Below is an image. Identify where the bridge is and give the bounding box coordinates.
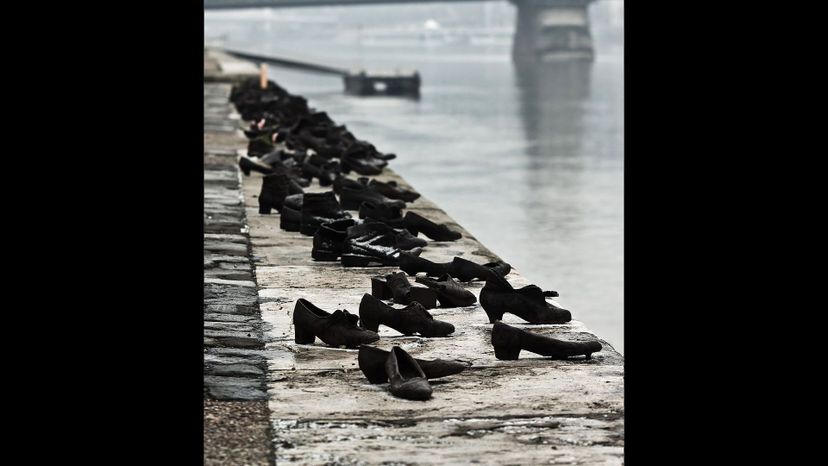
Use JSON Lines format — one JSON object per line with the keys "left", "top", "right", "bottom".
{"left": 204, "top": 0, "right": 597, "bottom": 62}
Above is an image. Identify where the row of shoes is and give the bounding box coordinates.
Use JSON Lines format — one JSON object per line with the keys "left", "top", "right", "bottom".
{"left": 230, "top": 78, "right": 603, "bottom": 401}
{"left": 231, "top": 78, "right": 394, "bottom": 176}
{"left": 233, "top": 78, "right": 465, "bottom": 269}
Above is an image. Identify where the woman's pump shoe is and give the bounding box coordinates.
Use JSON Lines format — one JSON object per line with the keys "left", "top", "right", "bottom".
{"left": 480, "top": 273, "right": 570, "bottom": 324}
{"left": 359, "top": 294, "right": 454, "bottom": 337}
{"left": 292, "top": 299, "right": 379, "bottom": 348}
{"left": 371, "top": 272, "right": 437, "bottom": 309}
{"left": 491, "top": 321, "right": 601, "bottom": 360}
{"left": 385, "top": 346, "right": 433, "bottom": 400}
{"left": 415, "top": 274, "right": 477, "bottom": 308}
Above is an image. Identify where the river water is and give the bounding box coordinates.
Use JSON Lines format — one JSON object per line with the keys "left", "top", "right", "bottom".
{"left": 205, "top": 1, "right": 624, "bottom": 352}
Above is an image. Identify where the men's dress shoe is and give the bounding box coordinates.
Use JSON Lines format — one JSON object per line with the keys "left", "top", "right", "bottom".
{"left": 300, "top": 192, "right": 351, "bottom": 236}
{"left": 404, "top": 212, "right": 461, "bottom": 242}
{"left": 491, "top": 321, "right": 601, "bottom": 360}
{"left": 368, "top": 179, "right": 419, "bottom": 202}
{"left": 341, "top": 222, "right": 423, "bottom": 267}
{"left": 385, "top": 346, "right": 432, "bottom": 400}
{"left": 259, "top": 173, "right": 304, "bottom": 214}
{"left": 340, "top": 183, "right": 405, "bottom": 211}
{"left": 332, "top": 175, "right": 367, "bottom": 196}
{"left": 302, "top": 153, "right": 340, "bottom": 186}
{"left": 415, "top": 274, "right": 477, "bottom": 308}
{"left": 341, "top": 144, "right": 387, "bottom": 176}
{"left": 371, "top": 272, "right": 437, "bottom": 309}
{"left": 358, "top": 345, "right": 467, "bottom": 384}
{"left": 359, "top": 294, "right": 454, "bottom": 337}
{"left": 393, "top": 227, "right": 428, "bottom": 250}
{"left": 398, "top": 252, "right": 451, "bottom": 277}
{"left": 312, "top": 218, "right": 357, "bottom": 261}
{"left": 358, "top": 201, "right": 405, "bottom": 228}
{"left": 448, "top": 257, "right": 511, "bottom": 282}
{"left": 292, "top": 298, "right": 380, "bottom": 348}
{"left": 480, "top": 273, "right": 569, "bottom": 324}
{"left": 239, "top": 155, "right": 273, "bottom": 176}
{"left": 280, "top": 194, "right": 303, "bottom": 232}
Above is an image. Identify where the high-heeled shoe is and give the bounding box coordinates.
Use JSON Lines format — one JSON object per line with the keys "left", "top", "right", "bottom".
{"left": 359, "top": 294, "right": 454, "bottom": 337}
{"left": 404, "top": 212, "right": 461, "bottom": 241}
{"left": 292, "top": 299, "right": 379, "bottom": 348}
{"left": 357, "top": 345, "right": 467, "bottom": 384}
{"left": 415, "top": 274, "right": 477, "bottom": 308}
{"left": 490, "top": 321, "right": 601, "bottom": 360}
{"left": 385, "top": 346, "right": 432, "bottom": 400}
{"left": 479, "top": 273, "right": 569, "bottom": 324}
{"left": 371, "top": 272, "right": 437, "bottom": 309}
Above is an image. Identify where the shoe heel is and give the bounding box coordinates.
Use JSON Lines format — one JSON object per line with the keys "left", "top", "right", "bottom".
{"left": 312, "top": 250, "right": 339, "bottom": 261}
{"left": 242, "top": 167, "right": 251, "bottom": 176}
{"left": 363, "top": 367, "right": 388, "bottom": 384}
{"left": 294, "top": 325, "right": 316, "bottom": 344}
{"left": 493, "top": 344, "right": 521, "bottom": 360}
{"left": 483, "top": 308, "right": 505, "bottom": 324}
{"left": 409, "top": 288, "right": 437, "bottom": 309}
{"left": 371, "top": 278, "right": 393, "bottom": 299}
{"left": 259, "top": 203, "right": 273, "bottom": 215}
{"left": 281, "top": 218, "right": 300, "bottom": 232}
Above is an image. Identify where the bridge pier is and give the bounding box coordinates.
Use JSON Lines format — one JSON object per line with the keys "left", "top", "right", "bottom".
{"left": 510, "top": 0, "right": 595, "bottom": 62}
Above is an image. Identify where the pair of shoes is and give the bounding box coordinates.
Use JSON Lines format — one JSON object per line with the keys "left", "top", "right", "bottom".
{"left": 340, "top": 222, "right": 425, "bottom": 267}
{"left": 491, "top": 321, "right": 602, "bottom": 360}
{"left": 371, "top": 272, "right": 437, "bottom": 309}
{"left": 372, "top": 273, "right": 476, "bottom": 308}
{"left": 312, "top": 220, "right": 425, "bottom": 264}
{"left": 399, "top": 254, "right": 511, "bottom": 282}
{"left": 358, "top": 346, "right": 466, "bottom": 400}
{"left": 359, "top": 294, "right": 454, "bottom": 337}
{"left": 480, "top": 273, "right": 569, "bottom": 324}
{"left": 293, "top": 299, "right": 379, "bottom": 348}
{"left": 358, "top": 345, "right": 468, "bottom": 385}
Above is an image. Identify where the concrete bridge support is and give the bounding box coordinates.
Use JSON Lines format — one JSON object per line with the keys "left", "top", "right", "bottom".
{"left": 511, "top": 0, "right": 595, "bottom": 62}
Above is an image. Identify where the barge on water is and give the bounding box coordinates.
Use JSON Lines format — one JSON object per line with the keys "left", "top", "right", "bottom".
{"left": 343, "top": 70, "right": 420, "bottom": 98}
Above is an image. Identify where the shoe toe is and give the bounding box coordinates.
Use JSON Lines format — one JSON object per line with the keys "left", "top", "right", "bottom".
{"left": 394, "top": 378, "right": 432, "bottom": 400}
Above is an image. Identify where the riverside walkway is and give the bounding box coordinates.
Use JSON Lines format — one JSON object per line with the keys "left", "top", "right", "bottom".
{"left": 204, "top": 48, "right": 624, "bottom": 465}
